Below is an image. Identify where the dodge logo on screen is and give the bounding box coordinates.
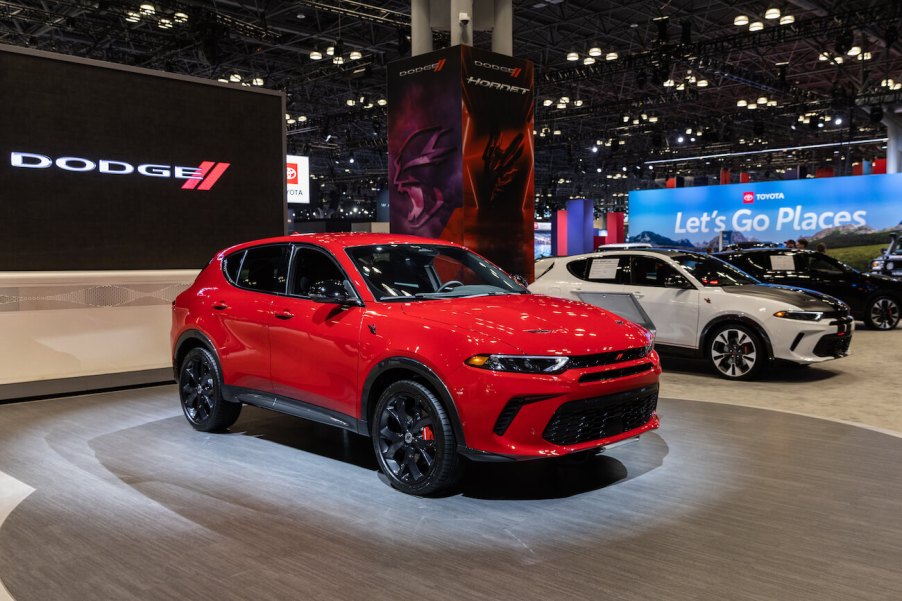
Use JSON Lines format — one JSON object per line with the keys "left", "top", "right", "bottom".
{"left": 9, "top": 151, "right": 231, "bottom": 191}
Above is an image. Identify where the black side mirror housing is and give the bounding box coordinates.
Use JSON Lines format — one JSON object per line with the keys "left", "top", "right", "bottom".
{"left": 309, "top": 279, "right": 358, "bottom": 305}
{"left": 511, "top": 274, "right": 530, "bottom": 288}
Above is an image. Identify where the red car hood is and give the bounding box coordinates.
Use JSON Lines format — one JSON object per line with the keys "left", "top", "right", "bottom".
{"left": 399, "top": 293, "right": 650, "bottom": 356}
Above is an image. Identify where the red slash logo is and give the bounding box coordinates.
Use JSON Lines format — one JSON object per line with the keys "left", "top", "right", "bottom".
{"left": 434, "top": 58, "right": 446, "bottom": 72}
{"left": 181, "top": 161, "right": 231, "bottom": 191}
{"left": 742, "top": 191, "right": 754, "bottom": 204}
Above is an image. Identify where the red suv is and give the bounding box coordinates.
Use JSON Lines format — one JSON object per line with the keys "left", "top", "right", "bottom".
{"left": 171, "top": 233, "right": 660, "bottom": 495}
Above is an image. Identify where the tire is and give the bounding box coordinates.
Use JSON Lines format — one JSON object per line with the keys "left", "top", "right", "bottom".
{"left": 371, "top": 380, "right": 461, "bottom": 496}
{"left": 707, "top": 324, "right": 765, "bottom": 381}
{"left": 178, "top": 347, "right": 241, "bottom": 432}
{"left": 864, "top": 295, "right": 900, "bottom": 330}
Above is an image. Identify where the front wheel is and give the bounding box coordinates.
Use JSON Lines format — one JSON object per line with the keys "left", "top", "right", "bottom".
{"left": 179, "top": 347, "right": 241, "bottom": 432}
{"left": 864, "top": 295, "right": 900, "bottom": 330}
{"left": 371, "top": 380, "right": 461, "bottom": 496}
{"left": 707, "top": 324, "right": 765, "bottom": 381}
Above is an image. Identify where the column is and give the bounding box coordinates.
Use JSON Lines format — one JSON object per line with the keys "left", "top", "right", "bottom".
{"left": 492, "top": 0, "right": 513, "bottom": 56}
{"left": 411, "top": 0, "right": 432, "bottom": 56}
{"left": 450, "top": 0, "right": 473, "bottom": 45}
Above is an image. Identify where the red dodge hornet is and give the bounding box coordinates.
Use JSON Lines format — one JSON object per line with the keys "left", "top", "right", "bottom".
{"left": 171, "top": 233, "right": 660, "bottom": 495}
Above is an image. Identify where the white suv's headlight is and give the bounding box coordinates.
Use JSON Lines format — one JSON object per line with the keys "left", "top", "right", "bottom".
{"left": 871, "top": 260, "right": 884, "bottom": 270}
{"left": 465, "top": 354, "right": 569, "bottom": 374}
{"left": 773, "top": 310, "right": 824, "bottom": 321}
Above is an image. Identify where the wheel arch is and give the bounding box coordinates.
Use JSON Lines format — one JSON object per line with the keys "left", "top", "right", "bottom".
{"left": 359, "top": 357, "right": 466, "bottom": 448}
{"left": 699, "top": 315, "right": 774, "bottom": 360}
{"left": 173, "top": 330, "right": 218, "bottom": 379}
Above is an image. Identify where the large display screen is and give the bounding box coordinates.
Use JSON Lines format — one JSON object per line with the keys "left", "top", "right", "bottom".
{"left": 0, "top": 45, "right": 285, "bottom": 271}
{"left": 286, "top": 155, "right": 310, "bottom": 204}
{"left": 629, "top": 175, "right": 902, "bottom": 249}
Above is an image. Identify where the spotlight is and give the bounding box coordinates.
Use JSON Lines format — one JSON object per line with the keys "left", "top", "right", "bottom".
{"left": 779, "top": 14, "right": 795, "bottom": 25}
{"left": 583, "top": 57, "right": 596, "bottom": 65}
{"left": 605, "top": 52, "right": 618, "bottom": 61}
{"left": 588, "top": 45, "right": 602, "bottom": 57}
{"left": 734, "top": 15, "right": 749, "bottom": 26}
{"left": 543, "top": 99, "right": 553, "bottom": 106}
{"left": 749, "top": 21, "right": 763, "bottom": 32}
{"left": 677, "top": 136, "right": 685, "bottom": 143}
{"left": 566, "top": 50, "right": 579, "bottom": 61}
{"left": 310, "top": 50, "right": 323, "bottom": 60}
{"left": 835, "top": 117, "right": 843, "bottom": 125}
{"left": 764, "top": 8, "right": 781, "bottom": 20}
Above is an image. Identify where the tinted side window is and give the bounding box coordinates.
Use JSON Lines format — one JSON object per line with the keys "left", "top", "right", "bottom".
{"left": 290, "top": 248, "right": 346, "bottom": 296}
{"left": 223, "top": 250, "right": 245, "bottom": 284}
{"left": 566, "top": 258, "right": 590, "bottom": 279}
{"left": 808, "top": 253, "right": 844, "bottom": 275}
{"left": 630, "top": 256, "right": 677, "bottom": 287}
{"left": 237, "top": 245, "right": 289, "bottom": 293}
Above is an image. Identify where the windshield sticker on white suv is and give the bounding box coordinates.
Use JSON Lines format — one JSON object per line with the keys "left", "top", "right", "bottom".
{"left": 589, "top": 258, "right": 620, "bottom": 280}
{"left": 770, "top": 255, "right": 795, "bottom": 271}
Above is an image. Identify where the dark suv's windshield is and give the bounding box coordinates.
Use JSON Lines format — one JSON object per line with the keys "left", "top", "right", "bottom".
{"left": 347, "top": 244, "right": 527, "bottom": 300}
{"left": 673, "top": 253, "right": 759, "bottom": 287}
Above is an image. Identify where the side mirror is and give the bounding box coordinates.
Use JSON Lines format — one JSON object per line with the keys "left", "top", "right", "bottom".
{"left": 511, "top": 274, "right": 530, "bottom": 288}
{"left": 309, "top": 279, "right": 357, "bottom": 305}
{"left": 664, "top": 274, "right": 692, "bottom": 289}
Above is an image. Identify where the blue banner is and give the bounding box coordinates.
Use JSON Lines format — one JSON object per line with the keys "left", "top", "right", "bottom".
{"left": 628, "top": 174, "right": 902, "bottom": 248}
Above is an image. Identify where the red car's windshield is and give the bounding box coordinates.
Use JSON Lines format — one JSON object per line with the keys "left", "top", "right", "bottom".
{"left": 346, "top": 243, "right": 527, "bottom": 300}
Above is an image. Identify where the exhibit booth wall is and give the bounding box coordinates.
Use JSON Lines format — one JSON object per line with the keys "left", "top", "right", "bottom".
{"left": 0, "top": 44, "right": 286, "bottom": 399}
{"left": 628, "top": 174, "right": 902, "bottom": 249}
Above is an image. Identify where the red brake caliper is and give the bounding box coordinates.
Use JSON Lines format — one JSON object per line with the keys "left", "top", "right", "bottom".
{"left": 422, "top": 426, "right": 435, "bottom": 441}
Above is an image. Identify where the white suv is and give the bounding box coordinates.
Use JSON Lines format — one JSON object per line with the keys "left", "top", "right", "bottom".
{"left": 530, "top": 249, "right": 853, "bottom": 380}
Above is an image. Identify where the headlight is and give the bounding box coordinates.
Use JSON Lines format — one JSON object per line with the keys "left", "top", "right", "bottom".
{"left": 888, "top": 261, "right": 896, "bottom": 270}
{"left": 773, "top": 310, "right": 824, "bottom": 321}
{"left": 465, "top": 354, "right": 569, "bottom": 374}
{"left": 871, "top": 260, "right": 884, "bottom": 270}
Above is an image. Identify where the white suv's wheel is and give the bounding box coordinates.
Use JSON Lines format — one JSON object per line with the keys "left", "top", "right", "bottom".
{"left": 708, "top": 324, "right": 765, "bottom": 381}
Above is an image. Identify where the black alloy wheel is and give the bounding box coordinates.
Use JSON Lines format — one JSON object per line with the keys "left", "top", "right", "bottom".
{"left": 179, "top": 347, "right": 241, "bottom": 432}
{"left": 864, "top": 295, "right": 901, "bottom": 330}
{"left": 708, "top": 324, "right": 765, "bottom": 381}
{"left": 372, "top": 380, "right": 461, "bottom": 496}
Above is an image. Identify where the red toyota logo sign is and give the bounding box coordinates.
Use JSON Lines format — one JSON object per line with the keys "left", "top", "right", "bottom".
{"left": 742, "top": 191, "right": 755, "bottom": 204}
{"left": 286, "top": 163, "right": 298, "bottom": 184}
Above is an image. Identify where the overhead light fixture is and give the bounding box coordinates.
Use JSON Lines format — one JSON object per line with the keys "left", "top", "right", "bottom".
{"left": 767, "top": 100, "right": 778, "bottom": 107}
{"left": 326, "top": 45, "right": 335, "bottom": 56}
{"left": 173, "top": 12, "right": 188, "bottom": 24}
{"left": 697, "top": 79, "right": 709, "bottom": 87}
{"left": 645, "top": 138, "right": 889, "bottom": 165}
{"left": 676, "top": 83, "right": 686, "bottom": 90}
{"left": 859, "top": 51, "right": 872, "bottom": 61}
{"left": 566, "top": 51, "right": 579, "bottom": 61}
{"left": 588, "top": 45, "right": 602, "bottom": 57}
{"left": 158, "top": 18, "right": 172, "bottom": 29}
{"left": 819, "top": 52, "right": 829, "bottom": 61}
{"left": 560, "top": 96, "right": 570, "bottom": 103}
{"left": 663, "top": 79, "right": 675, "bottom": 87}
{"left": 583, "top": 57, "right": 595, "bottom": 65}
{"left": 779, "top": 14, "right": 795, "bottom": 25}
{"left": 377, "top": 98, "right": 387, "bottom": 106}
{"left": 847, "top": 46, "right": 861, "bottom": 56}
{"left": 346, "top": 98, "right": 356, "bottom": 106}
{"left": 553, "top": 129, "right": 562, "bottom": 135}
{"left": 833, "top": 56, "right": 843, "bottom": 64}
{"left": 298, "top": 115, "right": 308, "bottom": 122}
{"left": 734, "top": 15, "right": 749, "bottom": 26}
{"left": 125, "top": 10, "right": 140, "bottom": 22}
{"left": 542, "top": 98, "right": 553, "bottom": 106}
{"left": 229, "top": 73, "right": 241, "bottom": 82}
{"left": 737, "top": 99, "right": 748, "bottom": 107}
{"left": 757, "top": 96, "right": 768, "bottom": 105}
{"left": 605, "top": 52, "right": 618, "bottom": 61}
{"left": 333, "top": 55, "right": 344, "bottom": 65}
{"left": 835, "top": 117, "right": 843, "bottom": 125}
{"left": 556, "top": 103, "right": 566, "bottom": 109}
{"left": 349, "top": 50, "right": 363, "bottom": 60}
{"left": 747, "top": 103, "right": 758, "bottom": 109}
{"left": 648, "top": 116, "right": 658, "bottom": 123}
{"left": 287, "top": 118, "right": 296, "bottom": 124}
{"left": 677, "top": 136, "right": 685, "bottom": 143}
{"left": 764, "top": 8, "right": 781, "bottom": 20}
{"left": 574, "top": 99, "right": 584, "bottom": 107}
{"left": 749, "top": 21, "right": 764, "bottom": 31}
{"left": 139, "top": 3, "right": 155, "bottom": 15}
{"left": 252, "top": 77, "right": 264, "bottom": 86}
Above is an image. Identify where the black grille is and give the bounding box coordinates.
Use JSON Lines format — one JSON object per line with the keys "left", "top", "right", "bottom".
{"left": 493, "top": 395, "right": 554, "bottom": 436}
{"left": 578, "top": 362, "right": 654, "bottom": 383}
{"left": 543, "top": 385, "right": 658, "bottom": 446}
{"left": 813, "top": 333, "right": 852, "bottom": 358}
{"left": 568, "top": 347, "right": 647, "bottom": 369}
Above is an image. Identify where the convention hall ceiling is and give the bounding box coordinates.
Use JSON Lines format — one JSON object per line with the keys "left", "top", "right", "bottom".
{"left": 2, "top": 0, "right": 900, "bottom": 215}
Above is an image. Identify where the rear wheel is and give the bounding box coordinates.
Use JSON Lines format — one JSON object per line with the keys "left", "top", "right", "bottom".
{"left": 708, "top": 324, "right": 765, "bottom": 381}
{"left": 864, "top": 295, "right": 900, "bottom": 330}
{"left": 371, "top": 380, "right": 461, "bottom": 496}
{"left": 179, "top": 347, "right": 241, "bottom": 432}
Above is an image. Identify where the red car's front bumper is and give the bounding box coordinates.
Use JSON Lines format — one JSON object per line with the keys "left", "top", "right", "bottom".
{"left": 446, "top": 351, "right": 662, "bottom": 460}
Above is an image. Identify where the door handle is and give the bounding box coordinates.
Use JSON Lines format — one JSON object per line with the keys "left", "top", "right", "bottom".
{"left": 274, "top": 310, "right": 294, "bottom": 320}
{"left": 212, "top": 301, "right": 229, "bottom": 310}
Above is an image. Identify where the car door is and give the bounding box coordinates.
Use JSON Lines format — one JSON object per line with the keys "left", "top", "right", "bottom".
{"left": 625, "top": 255, "right": 700, "bottom": 348}
{"left": 268, "top": 245, "right": 365, "bottom": 419}
{"left": 800, "top": 252, "right": 864, "bottom": 311}
{"left": 211, "top": 244, "right": 289, "bottom": 394}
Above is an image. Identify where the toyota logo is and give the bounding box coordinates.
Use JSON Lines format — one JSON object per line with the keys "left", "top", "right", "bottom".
{"left": 286, "top": 166, "right": 298, "bottom": 179}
